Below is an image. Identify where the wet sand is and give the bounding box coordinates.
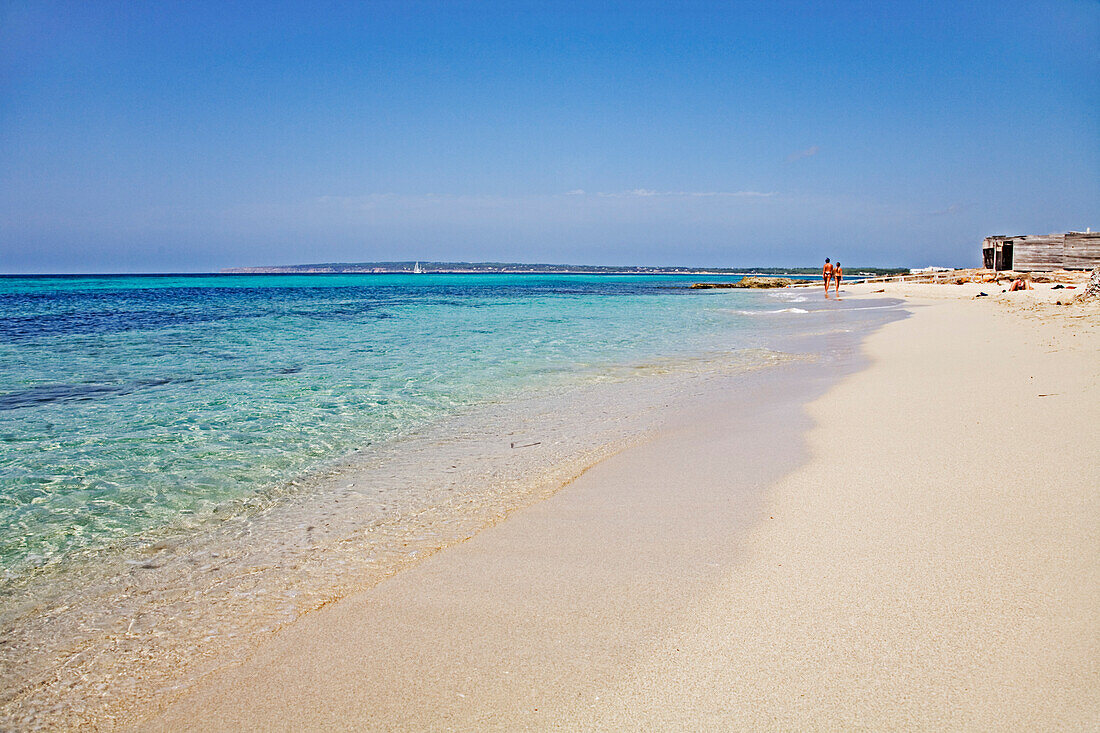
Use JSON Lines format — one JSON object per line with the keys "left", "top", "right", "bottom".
{"left": 143, "top": 281, "right": 1098, "bottom": 730}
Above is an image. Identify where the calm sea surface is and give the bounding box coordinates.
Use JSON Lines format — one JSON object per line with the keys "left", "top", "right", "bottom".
{"left": 0, "top": 273, "right": 817, "bottom": 584}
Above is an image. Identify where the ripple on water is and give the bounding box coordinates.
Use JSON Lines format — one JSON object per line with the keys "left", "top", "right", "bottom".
{"left": 0, "top": 349, "right": 801, "bottom": 728}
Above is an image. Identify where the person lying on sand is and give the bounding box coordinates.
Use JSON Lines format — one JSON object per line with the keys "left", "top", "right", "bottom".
{"left": 823, "top": 258, "right": 833, "bottom": 296}
{"left": 1008, "top": 279, "right": 1031, "bottom": 292}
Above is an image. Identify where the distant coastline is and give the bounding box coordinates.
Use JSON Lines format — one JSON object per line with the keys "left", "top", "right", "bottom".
{"left": 220, "top": 261, "right": 909, "bottom": 277}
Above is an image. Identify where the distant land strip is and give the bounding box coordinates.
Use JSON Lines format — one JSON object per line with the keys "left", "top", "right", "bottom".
{"left": 220, "top": 262, "right": 909, "bottom": 277}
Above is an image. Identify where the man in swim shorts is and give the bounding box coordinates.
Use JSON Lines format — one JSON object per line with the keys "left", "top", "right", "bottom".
{"left": 833, "top": 261, "right": 843, "bottom": 294}
{"left": 823, "top": 258, "right": 833, "bottom": 296}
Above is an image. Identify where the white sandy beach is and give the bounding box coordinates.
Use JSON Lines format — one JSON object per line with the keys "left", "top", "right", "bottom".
{"left": 135, "top": 280, "right": 1099, "bottom": 730}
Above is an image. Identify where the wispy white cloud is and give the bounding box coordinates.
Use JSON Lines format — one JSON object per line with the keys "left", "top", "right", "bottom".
{"left": 926, "top": 203, "right": 963, "bottom": 217}
{"left": 683, "top": 190, "right": 777, "bottom": 198}
{"left": 786, "top": 145, "right": 820, "bottom": 162}
{"left": 591, "top": 189, "right": 776, "bottom": 198}
{"left": 317, "top": 190, "right": 776, "bottom": 209}
{"left": 291, "top": 190, "right": 784, "bottom": 233}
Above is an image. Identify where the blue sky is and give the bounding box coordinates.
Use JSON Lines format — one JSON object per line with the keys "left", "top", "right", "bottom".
{"left": 1, "top": 1, "right": 1097, "bottom": 272}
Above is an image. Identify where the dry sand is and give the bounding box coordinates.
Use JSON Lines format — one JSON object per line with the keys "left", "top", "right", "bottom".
{"left": 141, "top": 280, "right": 1099, "bottom": 730}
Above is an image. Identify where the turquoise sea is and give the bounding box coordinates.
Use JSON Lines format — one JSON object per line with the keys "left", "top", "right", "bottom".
{"left": 1, "top": 273, "right": 820, "bottom": 584}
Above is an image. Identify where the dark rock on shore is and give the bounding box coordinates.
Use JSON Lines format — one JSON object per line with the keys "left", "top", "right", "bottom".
{"left": 691, "top": 277, "right": 794, "bottom": 289}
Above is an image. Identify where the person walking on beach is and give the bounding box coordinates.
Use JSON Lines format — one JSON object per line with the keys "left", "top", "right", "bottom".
{"left": 833, "top": 261, "right": 843, "bottom": 294}
{"left": 822, "top": 258, "right": 833, "bottom": 296}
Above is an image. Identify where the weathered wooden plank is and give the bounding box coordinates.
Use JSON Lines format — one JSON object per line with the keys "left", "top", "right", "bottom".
{"left": 1064, "top": 233, "right": 1100, "bottom": 270}
{"left": 1012, "top": 235, "right": 1064, "bottom": 271}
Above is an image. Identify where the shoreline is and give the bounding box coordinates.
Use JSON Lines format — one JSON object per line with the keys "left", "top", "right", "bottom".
{"left": 1, "top": 297, "right": 899, "bottom": 730}
{"left": 143, "top": 280, "right": 1098, "bottom": 729}
{"left": 134, "top": 300, "right": 904, "bottom": 730}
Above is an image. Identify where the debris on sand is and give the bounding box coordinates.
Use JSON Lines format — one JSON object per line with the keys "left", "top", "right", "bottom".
{"left": 1074, "top": 267, "right": 1100, "bottom": 302}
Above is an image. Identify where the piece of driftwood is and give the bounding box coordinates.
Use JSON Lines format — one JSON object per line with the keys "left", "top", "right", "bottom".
{"left": 1075, "top": 267, "right": 1100, "bottom": 302}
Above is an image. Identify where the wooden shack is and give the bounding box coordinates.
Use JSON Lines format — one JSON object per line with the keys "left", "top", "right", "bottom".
{"left": 982, "top": 232, "right": 1100, "bottom": 271}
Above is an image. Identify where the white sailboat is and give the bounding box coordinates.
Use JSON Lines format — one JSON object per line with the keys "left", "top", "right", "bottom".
{"left": 412, "top": 261, "right": 423, "bottom": 274}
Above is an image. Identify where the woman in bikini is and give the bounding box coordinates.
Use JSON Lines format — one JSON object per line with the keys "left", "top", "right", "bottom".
{"left": 823, "top": 258, "right": 833, "bottom": 296}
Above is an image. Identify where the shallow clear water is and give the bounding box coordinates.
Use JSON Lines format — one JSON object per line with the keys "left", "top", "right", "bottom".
{"left": 0, "top": 273, "right": 807, "bottom": 583}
